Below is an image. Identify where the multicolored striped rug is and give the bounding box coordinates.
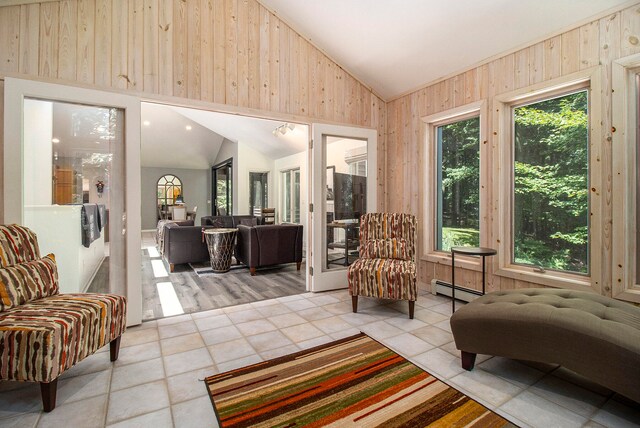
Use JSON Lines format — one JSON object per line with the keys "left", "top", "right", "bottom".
{"left": 205, "top": 333, "right": 515, "bottom": 427}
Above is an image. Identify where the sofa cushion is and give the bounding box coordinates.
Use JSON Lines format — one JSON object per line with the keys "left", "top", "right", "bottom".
{"left": 347, "top": 258, "right": 416, "bottom": 301}
{"left": 362, "top": 238, "right": 410, "bottom": 260}
{"left": 0, "top": 254, "right": 59, "bottom": 312}
{"left": 0, "top": 225, "right": 41, "bottom": 268}
{"left": 238, "top": 217, "right": 258, "bottom": 226}
{"left": 0, "top": 293, "right": 127, "bottom": 382}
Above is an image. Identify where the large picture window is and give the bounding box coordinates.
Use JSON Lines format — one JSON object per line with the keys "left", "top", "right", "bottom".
{"left": 512, "top": 89, "right": 589, "bottom": 274}
{"left": 436, "top": 117, "right": 480, "bottom": 252}
{"left": 281, "top": 168, "right": 300, "bottom": 223}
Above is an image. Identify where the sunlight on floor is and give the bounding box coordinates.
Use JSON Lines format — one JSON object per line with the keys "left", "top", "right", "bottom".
{"left": 151, "top": 259, "right": 168, "bottom": 278}
{"left": 146, "top": 246, "right": 160, "bottom": 258}
{"left": 156, "top": 282, "right": 185, "bottom": 317}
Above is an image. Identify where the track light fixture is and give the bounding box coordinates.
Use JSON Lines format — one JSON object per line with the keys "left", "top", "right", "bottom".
{"left": 272, "top": 123, "right": 296, "bottom": 136}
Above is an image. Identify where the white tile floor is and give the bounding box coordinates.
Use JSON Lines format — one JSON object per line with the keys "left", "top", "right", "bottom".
{"left": 0, "top": 288, "right": 639, "bottom": 427}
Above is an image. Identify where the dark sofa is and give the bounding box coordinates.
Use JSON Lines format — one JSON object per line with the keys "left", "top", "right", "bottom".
{"left": 162, "top": 222, "right": 209, "bottom": 272}
{"left": 201, "top": 215, "right": 257, "bottom": 228}
{"left": 236, "top": 224, "right": 303, "bottom": 275}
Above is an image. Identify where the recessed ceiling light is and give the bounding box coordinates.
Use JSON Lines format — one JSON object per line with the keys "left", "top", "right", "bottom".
{"left": 186, "top": 125, "right": 192, "bottom": 131}
{"left": 143, "top": 120, "right": 151, "bottom": 126}
{"left": 52, "top": 138, "right": 60, "bottom": 143}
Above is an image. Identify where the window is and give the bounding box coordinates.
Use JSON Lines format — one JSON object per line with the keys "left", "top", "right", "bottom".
{"left": 512, "top": 89, "right": 589, "bottom": 274}
{"left": 249, "top": 172, "right": 269, "bottom": 214}
{"left": 212, "top": 159, "right": 232, "bottom": 215}
{"left": 436, "top": 117, "right": 480, "bottom": 252}
{"left": 422, "top": 100, "right": 486, "bottom": 267}
{"left": 157, "top": 174, "right": 182, "bottom": 207}
{"left": 281, "top": 168, "right": 300, "bottom": 223}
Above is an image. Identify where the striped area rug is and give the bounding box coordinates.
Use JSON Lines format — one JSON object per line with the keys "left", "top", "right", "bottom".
{"left": 205, "top": 333, "right": 516, "bottom": 427}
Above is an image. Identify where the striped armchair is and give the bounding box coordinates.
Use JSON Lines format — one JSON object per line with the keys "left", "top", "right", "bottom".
{"left": 347, "top": 213, "right": 417, "bottom": 319}
{"left": 0, "top": 225, "right": 127, "bottom": 412}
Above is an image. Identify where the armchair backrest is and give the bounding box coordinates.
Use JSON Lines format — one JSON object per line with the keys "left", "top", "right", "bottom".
{"left": 359, "top": 213, "right": 417, "bottom": 261}
{"left": 0, "top": 224, "right": 41, "bottom": 268}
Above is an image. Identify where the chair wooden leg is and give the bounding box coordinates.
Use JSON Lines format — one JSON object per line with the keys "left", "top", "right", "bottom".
{"left": 408, "top": 300, "right": 415, "bottom": 319}
{"left": 461, "top": 351, "right": 477, "bottom": 370}
{"left": 169, "top": 263, "right": 175, "bottom": 273}
{"left": 110, "top": 336, "right": 122, "bottom": 362}
{"left": 296, "top": 261, "right": 301, "bottom": 271}
{"left": 351, "top": 296, "right": 358, "bottom": 313}
{"left": 40, "top": 379, "right": 58, "bottom": 412}
{"left": 250, "top": 267, "right": 256, "bottom": 276}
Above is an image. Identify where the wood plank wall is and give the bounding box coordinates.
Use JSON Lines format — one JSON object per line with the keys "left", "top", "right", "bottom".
{"left": 0, "top": 0, "right": 386, "bottom": 210}
{"left": 386, "top": 3, "right": 640, "bottom": 296}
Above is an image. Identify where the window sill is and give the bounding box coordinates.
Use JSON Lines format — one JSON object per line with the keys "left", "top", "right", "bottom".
{"left": 496, "top": 265, "right": 594, "bottom": 291}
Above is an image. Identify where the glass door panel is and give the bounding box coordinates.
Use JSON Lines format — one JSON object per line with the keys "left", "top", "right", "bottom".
{"left": 22, "top": 98, "right": 126, "bottom": 297}
{"left": 311, "top": 124, "right": 377, "bottom": 292}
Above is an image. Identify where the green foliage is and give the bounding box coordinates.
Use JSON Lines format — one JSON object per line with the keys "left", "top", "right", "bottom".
{"left": 513, "top": 90, "right": 589, "bottom": 273}
{"left": 441, "top": 227, "right": 480, "bottom": 252}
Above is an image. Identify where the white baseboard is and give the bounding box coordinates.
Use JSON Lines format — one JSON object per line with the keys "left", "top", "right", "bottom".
{"left": 430, "top": 279, "right": 483, "bottom": 303}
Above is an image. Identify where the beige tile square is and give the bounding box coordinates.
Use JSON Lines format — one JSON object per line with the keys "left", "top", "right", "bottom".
{"left": 236, "top": 319, "right": 277, "bottom": 336}
{"left": 591, "top": 398, "right": 640, "bottom": 428}
{"left": 172, "top": 395, "right": 219, "bottom": 428}
{"left": 201, "top": 325, "right": 243, "bottom": 346}
{"left": 296, "top": 335, "right": 334, "bottom": 350}
{"left": 121, "top": 328, "right": 159, "bottom": 348}
{"left": 382, "top": 333, "right": 434, "bottom": 357}
{"left": 450, "top": 368, "right": 523, "bottom": 407}
{"left": 156, "top": 314, "right": 193, "bottom": 326}
{"left": 163, "top": 348, "right": 215, "bottom": 377}
{"left": 106, "top": 407, "right": 173, "bottom": 428}
{"left": 191, "top": 308, "right": 224, "bottom": 320}
{"left": 313, "top": 316, "right": 354, "bottom": 335}
{"left": 227, "top": 309, "right": 264, "bottom": 324}
{"left": 111, "top": 358, "right": 165, "bottom": 392}
{"left": 0, "top": 382, "right": 41, "bottom": 418}
{"left": 281, "top": 323, "right": 325, "bottom": 342}
{"left": 478, "top": 357, "right": 545, "bottom": 388}
{"left": 499, "top": 390, "right": 588, "bottom": 427}
{"left": 194, "top": 314, "right": 232, "bottom": 332}
{"left": 411, "top": 348, "right": 466, "bottom": 380}
{"left": 259, "top": 344, "right": 300, "bottom": 360}
{"left": 323, "top": 302, "right": 356, "bottom": 315}
{"left": 246, "top": 331, "right": 294, "bottom": 353}
{"left": 339, "top": 312, "right": 378, "bottom": 326}
{"left": 385, "top": 316, "right": 428, "bottom": 332}
{"left": 209, "top": 338, "right": 257, "bottom": 364}
{"left": 297, "top": 307, "right": 334, "bottom": 321}
{"left": 255, "top": 303, "right": 292, "bottom": 317}
{"left": 412, "top": 325, "right": 454, "bottom": 347}
{"left": 161, "top": 332, "right": 205, "bottom": 356}
{"left": 329, "top": 328, "right": 362, "bottom": 340}
{"left": 57, "top": 369, "right": 111, "bottom": 405}
{"left": 60, "top": 352, "right": 114, "bottom": 379}
{"left": 306, "top": 294, "right": 341, "bottom": 306}
{"left": 114, "top": 341, "right": 162, "bottom": 367}
{"left": 0, "top": 412, "right": 39, "bottom": 428}
{"left": 269, "top": 312, "right": 307, "bottom": 328}
{"left": 158, "top": 320, "right": 198, "bottom": 339}
{"left": 38, "top": 394, "right": 108, "bottom": 428}
{"left": 528, "top": 375, "right": 608, "bottom": 417}
{"left": 360, "top": 320, "right": 404, "bottom": 340}
{"left": 107, "top": 380, "right": 170, "bottom": 425}
{"left": 282, "top": 299, "right": 317, "bottom": 311}
{"left": 167, "top": 366, "right": 216, "bottom": 405}
{"left": 413, "top": 309, "right": 448, "bottom": 325}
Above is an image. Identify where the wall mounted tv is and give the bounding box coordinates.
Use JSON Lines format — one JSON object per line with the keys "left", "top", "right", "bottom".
{"left": 333, "top": 172, "right": 366, "bottom": 221}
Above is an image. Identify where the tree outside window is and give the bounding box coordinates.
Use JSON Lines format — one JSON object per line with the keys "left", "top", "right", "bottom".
{"left": 513, "top": 90, "right": 589, "bottom": 274}
{"left": 436, "top": 117, "right": 480, "bottom": 252}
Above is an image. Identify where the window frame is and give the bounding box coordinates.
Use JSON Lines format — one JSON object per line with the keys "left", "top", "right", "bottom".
{"left": 157, "top": 174, "right": 182, "bottom": 207}
{"left": 421, "top": 100, "right": 488, "bottom": 271}
{"left": 612, "top": 54, "right": 640, "bottom": 303}
{"left": 280, "top": 167, "right": 301, "bottom": 223}
{"left": 495, "top": 68, "right": 602, "bottom": 292}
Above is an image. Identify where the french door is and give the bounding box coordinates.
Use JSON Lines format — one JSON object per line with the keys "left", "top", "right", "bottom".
{"left": 310, "top": 124, "right": 377, "bottom": 292}
{"left": 4, "top": 78, "right": 142, "bottom": 325}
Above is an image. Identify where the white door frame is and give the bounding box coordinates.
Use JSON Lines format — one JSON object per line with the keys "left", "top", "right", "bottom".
{"left": 311, "top": 123, "right": 377, "bottom": 292}
{"left": 4, "top": 77, "right": 142, "bottom": 326}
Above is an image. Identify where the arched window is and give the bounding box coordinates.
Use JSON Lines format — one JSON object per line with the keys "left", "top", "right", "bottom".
{"left": 157, "top": 174, "right": 182, "bottom": 207}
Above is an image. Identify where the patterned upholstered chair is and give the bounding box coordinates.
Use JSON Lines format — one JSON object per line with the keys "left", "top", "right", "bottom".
{"left": 0, "top": 225, "right": 127, "bottom": 412}
{"left": 347, "top": 213, "right": 417, "bottom": 319}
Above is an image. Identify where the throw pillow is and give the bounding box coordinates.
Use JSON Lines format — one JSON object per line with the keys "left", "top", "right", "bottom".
{"left": 363, "top": 238, "right": 410, "bottom": 260}
{"left": 0, "top": 254, "right": 59, "bottom": 312}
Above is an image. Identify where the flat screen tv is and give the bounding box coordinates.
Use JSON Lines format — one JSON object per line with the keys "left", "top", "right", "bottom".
{"left": 333, "top": 172, "right": 366, "bottom": 221}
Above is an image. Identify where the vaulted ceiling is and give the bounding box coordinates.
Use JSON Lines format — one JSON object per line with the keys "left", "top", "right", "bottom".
{"left": 259, "top": 0, "right": 630, "bottom": 100}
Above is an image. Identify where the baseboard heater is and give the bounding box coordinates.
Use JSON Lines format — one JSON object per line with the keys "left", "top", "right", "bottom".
{"left": 430, "top": 279, "right": 483, "bottom": 304}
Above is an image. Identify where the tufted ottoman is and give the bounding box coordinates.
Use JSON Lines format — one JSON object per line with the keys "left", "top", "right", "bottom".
{"left": 450, "top": 288, "right": 640, "bottom": 403}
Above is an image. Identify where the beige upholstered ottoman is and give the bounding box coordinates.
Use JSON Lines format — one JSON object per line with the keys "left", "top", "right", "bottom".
{"left": 450, "top": 288, "right": 640, "bottom": 403}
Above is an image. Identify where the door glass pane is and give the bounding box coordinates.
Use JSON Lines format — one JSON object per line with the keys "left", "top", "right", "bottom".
{"left": 325, "top": 137, "right": 367, "bottom": 270}
{"left": 23, "top": 98, "right": 125, "bottom": 295}
{"left": 213, "top": 161, "right": 232, "bottom": 215}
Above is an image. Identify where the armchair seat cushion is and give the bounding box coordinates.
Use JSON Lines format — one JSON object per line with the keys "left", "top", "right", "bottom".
{"left": 0, "top": 293, "right": 127, "bottom": 383}
{"left": 348, "top": 258, "right": 417, "bottom": 301}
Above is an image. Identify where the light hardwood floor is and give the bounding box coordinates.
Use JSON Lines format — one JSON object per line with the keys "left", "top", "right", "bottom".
{"left": 88, "top": 232, "right": 307, "bottom": 321}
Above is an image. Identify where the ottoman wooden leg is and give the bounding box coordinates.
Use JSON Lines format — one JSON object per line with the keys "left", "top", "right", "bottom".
{"left": 461, "top": 351, "right": 477, "bottom": 370}
{"left": 40, "top": 379, "right": 58, "bottom": 412}
{"left": 110, "top": 336, "right": 122, "bottom": 362}
{"left": 351, "top": 296, "right": 358, "bottom": 313}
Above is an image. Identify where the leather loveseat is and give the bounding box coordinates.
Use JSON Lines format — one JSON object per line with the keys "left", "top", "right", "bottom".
{"left": 236, "top": 224, "right": 303, "bottom": 275}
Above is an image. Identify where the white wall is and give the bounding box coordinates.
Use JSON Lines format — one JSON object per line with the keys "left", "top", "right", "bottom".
{"left": 23, "top": 99, "right": 53, "bottom": 205}
{"left": 237, "top": 142, "right": 275, "bottom": 215}
{"left": 141, "top": 167, "right": 209, "bottom": 229}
